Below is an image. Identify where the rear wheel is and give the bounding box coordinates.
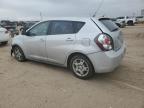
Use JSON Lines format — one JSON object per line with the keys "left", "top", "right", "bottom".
{"left": 13, "top": 46, "right": 26, "bottom": 62}
{"left": 70, "top": 54, "right": 94, "bottom": 79}
{"left": 127, "top": 21, "right": 134, "bottom": 26}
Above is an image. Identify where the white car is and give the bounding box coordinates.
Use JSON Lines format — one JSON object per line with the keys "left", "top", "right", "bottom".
{"left": 117, "top": 16, "right": 136, "bottom": 26}
{"left": 0, "top": 26, "right": 9, "bottom": 44}
{"left": 136, "top": 16, "right": 144, "bottom": 23}
{"left": 11, "top": 17, "right": 126, "bottom": 79}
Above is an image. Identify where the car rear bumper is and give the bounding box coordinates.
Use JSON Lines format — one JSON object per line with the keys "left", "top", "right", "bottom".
{"left": 88, "top": 43, "right": 126, "bottom": 73}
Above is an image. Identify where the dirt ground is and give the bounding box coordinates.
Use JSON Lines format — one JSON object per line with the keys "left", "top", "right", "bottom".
{"left": 0, "top": 25, "right": 144, "bottom": 108}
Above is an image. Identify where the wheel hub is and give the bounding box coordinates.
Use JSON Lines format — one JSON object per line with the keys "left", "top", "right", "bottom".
{"left": 14, "top": 47, "right": 22, "bottom": 60}
{"left": 72, "top": 59, "right": 89, "bottom": 77}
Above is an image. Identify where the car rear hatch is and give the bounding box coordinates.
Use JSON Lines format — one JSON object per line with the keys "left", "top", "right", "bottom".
{"left": 91, "top": 18, "right": 124, "bottom": 51}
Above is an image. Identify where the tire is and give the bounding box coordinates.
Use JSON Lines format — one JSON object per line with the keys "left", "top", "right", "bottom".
{"left": 69, "top": 54, "right": 94, "bottom": 79}
{"left": 127, "top": 21, "right": 134, "bottom": 26}
{"left": 13, "top": 46, "right": 26, "bottom": 62}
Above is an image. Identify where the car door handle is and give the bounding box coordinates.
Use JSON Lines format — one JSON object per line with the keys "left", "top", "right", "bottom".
{"left": 66, "top": 38, "right": 74, "bottom": 41}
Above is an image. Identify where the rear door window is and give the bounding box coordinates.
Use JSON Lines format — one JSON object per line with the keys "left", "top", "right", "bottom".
{"left": 50, "top": 21, "right": 74, "bottom": 35}
{"left": 49, "top": 21, "right": 85, "bottom": 35}
{"left": 99, "top": 19, "right": 119, "bottom": 32}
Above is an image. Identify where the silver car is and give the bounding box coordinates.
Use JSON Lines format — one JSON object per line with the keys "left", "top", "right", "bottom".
{"left": 11, "top": 17, "right": 126, "bottom": 79}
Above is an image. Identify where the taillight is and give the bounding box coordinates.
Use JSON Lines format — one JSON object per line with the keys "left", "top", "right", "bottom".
{"left": 95, "top": 33, "right": 114, "bottom": 51}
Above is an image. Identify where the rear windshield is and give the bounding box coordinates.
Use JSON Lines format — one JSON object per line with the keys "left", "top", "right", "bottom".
{"left": 99, "top": 19, "right": 119, "bottom": 32}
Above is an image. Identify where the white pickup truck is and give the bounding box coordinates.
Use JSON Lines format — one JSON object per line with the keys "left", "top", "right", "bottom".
{"left": 116, "top": 16, "right": 136, "bottom": 26}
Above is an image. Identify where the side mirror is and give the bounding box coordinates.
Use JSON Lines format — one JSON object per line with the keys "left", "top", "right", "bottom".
{"left": 21, "top": 28, "right": 28, "bottom": 35}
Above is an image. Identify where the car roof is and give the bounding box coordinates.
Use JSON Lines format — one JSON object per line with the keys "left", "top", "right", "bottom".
{"left": 41, "top": 17, "right": 96, "bottom": 22}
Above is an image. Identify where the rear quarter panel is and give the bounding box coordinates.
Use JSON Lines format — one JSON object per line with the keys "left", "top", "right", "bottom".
{"left": 70, "top": 19, "right": 102, "bottom": 54}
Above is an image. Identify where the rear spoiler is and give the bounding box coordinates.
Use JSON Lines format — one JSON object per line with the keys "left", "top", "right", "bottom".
{"left": 98, "top": 18, "right": 110, "bottom": 21}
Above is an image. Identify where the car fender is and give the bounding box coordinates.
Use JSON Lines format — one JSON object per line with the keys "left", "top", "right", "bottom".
{"left": 11, "top": 35, "right": 27, "bottom": 58}
{"left": 64, "top": 44, "right": 101, "bottom": 67}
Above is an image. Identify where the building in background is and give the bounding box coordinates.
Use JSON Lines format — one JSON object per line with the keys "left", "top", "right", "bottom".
{"left": 141, "top": 9, "right": 144, "bottom": 16}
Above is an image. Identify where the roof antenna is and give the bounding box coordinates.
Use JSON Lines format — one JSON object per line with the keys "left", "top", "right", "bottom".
{"left": 93, "top": 0, "right": 104, "bottom": 17}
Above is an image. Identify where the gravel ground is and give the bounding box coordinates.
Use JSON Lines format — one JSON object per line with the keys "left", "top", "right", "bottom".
{"left": 0, "top": 24, "right": 144, "bottom": 108}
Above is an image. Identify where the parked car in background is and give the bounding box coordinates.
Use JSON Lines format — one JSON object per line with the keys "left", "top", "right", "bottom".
{"left": 0, "top": 20, "right": 17, "bottom": 30}
{"left": 111, "top": 18, "right": 126, "bottom": 28}
{"left": 136, "top": 16, "right": 144, "bottom": 23}
{"left": 11, "top": 17, "right": 126, "bottom": 79}
{"left": 0, "top": 26, "right": 9, "bottom": 45}
{"left": 0, "top": 20, "right": 18, "bottom": 37}
{"left": 116, "top": 16, "right": 136, "bottom": 26}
